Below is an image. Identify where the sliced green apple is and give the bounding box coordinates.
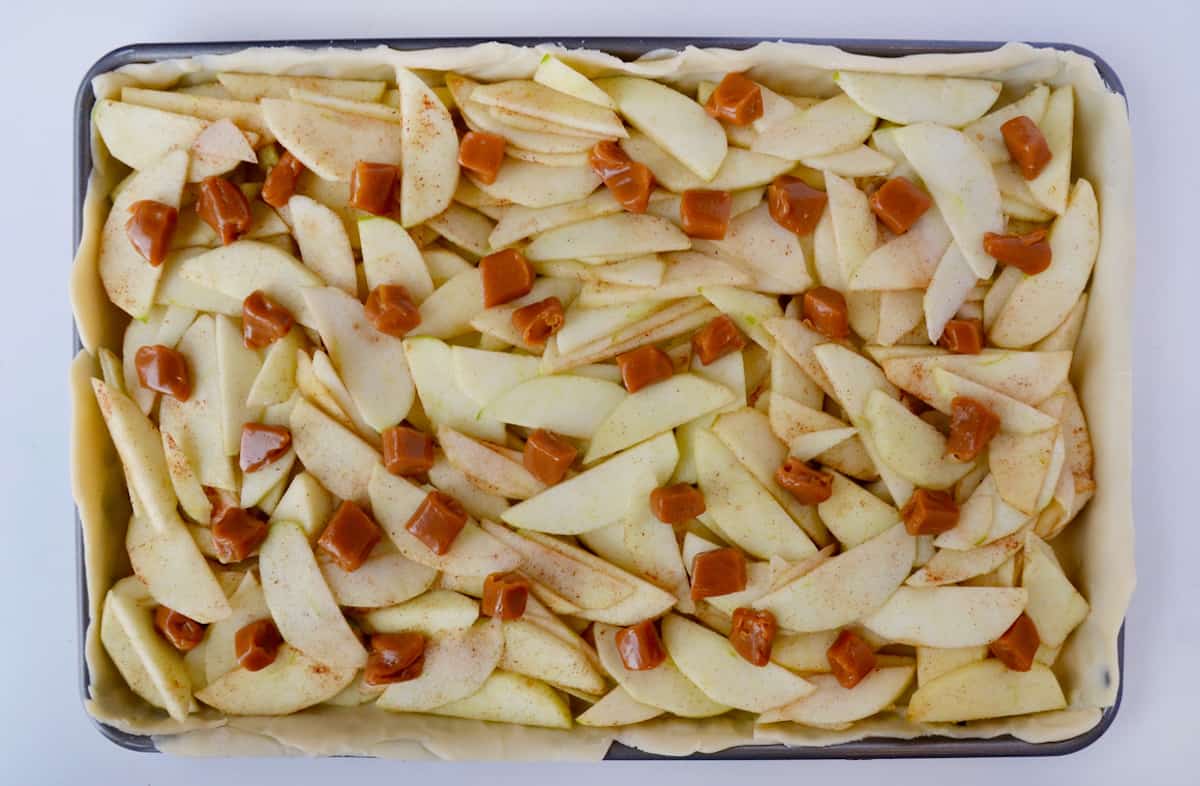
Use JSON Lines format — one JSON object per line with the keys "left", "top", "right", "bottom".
{"left": 289, "top": 397, "right": 381, "bottom": 506}
{"left": 484, "top": 374, "right": 626, "bottom": 439}
{"left": 94, "top": 100, "right": 206, "bottom": 173}
{"left": 447, "top": 74, "right": 598, "bottom": 155}
{"left": 472, "top": 79, "right": 625, "bottom": 138}
{"left": 261, "top": 98, "right": 402, "bottom": 182}
{"left": 318, "top": 539, "right": 437, "bottom": 609}
{"left": 500, "top": 618, "right": 607, "bottom": 695}
{"left": 864, "top": 389, "right": 973, "bottom": 489}
{"left": 98, "top": 149, "right": 189, "bottom": 318}
{"left": 533, "top": 55, "right": 616, "bottom": 108}
{"left": 989, "top": 428, "right": 1060, "bottom": 515}
{"left": 202, "top": 572, "right": 269, "bottom": 684}
{"left": 489, "top": 190, "right": 627, "bottom": 248}
{"left": 101, "top": 577, "right": 193, "bottom": 720}
{"left": 451, "top": 346, "right": 541, "bottom": 407}
{"left": 214, "top": 314, "right": 262, "bottom": 455}
{"left": 862, "top": 586, "right": 1027, "bottom": 647}
{"left": 754, "top": 522, "right": 912, "bottom": 631}
{"left": 850, "top": 209, "right": 950, "bottom": 291}
{"left": 196, "top": 643, "right": 356, "bottom": 716}
{"left": 175, "top": 240, "right": 323, "bottom": 327}
{"left": 425, "top": 669, "right": 572, "bottom": 728}
{"left": 362, "top": 589, "right": 481, "bottom": 635}
{"left": 375, "top": 619, "right": 503, "bottom": 711}
{"left": 893, "top": 123, "right": 1003, "bottom": 278}
{"left": 395, "top": 67, "right": 459, "bottom": 226}
{"left": 915, "top": 645, "right": 988, "bottom": 686}
{"left": 881, "top": 350, "right": 1071, "bottom": 407}
{"left": 750, "top": 94, "right": 876, "bottom": 160}
{"left": 403, "top": 337, "right": 505, "bottom": 442}
{"left": 288, "top": 195, "right": 357, "bottom": 295}
{"left": 817, "top": 471, "right": 899, "bottom": 549}
{"left": 989, "top": 179, "right": 1100, "bottom": 348}
{"left": 692, "top": 205, "right": 812, "bottom": 294}
{"left": 597, "top": 76, "right": 727, "bottom": 180}
{"left": 906, "top": 529, "right": 1026, "bottom": 587}
{"left": 359, "top": 217, "right": 434, "bottom": 301}
{"left": 576, "top": 685, "right": 663, "bottom": 727}
{"left": 759, "top": 662, "right": 915, "bottom": 726}
{"left": 246, "top": 327, "right": 300, "bottom": 409}
{"left": 802, "top": 144, "right": 895, "bottom": 177}
{"left": 907, "top": 659, "right": 1065, "bottom": 722}
{"left": 661, "top": 614, "right": 813, "bottom": 712}
{"left": 126, "top": 511, "right": 232, "bottom": 624}
{"left": 835, "top": 72, "right": 1000, "bottom": 127}
{"left": 594, "top": 623, "right": 729, "bottom": 718}
{"left": 962, "top": 84, "right": 1050, "bottom": 163}
{"left": 525, "top": 213, "right": 689, "bottom": 261}
{"left": 1026, "top": 86, "right": 1074, "bottom": 215}
{"left": 438, "top": 425, "right": 546, "bottom": 499}
{"left": 621, "top": 132, "right": 790, "bottom": 192}
{"left": 1022, "top": 533, "right": 1089, "bottom": 647}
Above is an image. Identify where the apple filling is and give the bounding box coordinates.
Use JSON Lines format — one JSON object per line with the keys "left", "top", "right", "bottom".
{"left": 86, "top": 54, "right": 1098, "bottom": 735}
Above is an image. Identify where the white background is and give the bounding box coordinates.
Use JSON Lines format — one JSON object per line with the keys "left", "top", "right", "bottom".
{"left": 3, "top": 0, "right": 1196, "bottom": 783}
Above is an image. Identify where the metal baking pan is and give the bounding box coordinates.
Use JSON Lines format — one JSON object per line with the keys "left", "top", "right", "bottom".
{"left": 72, "top": 36, "right": 1126, "bottom": 759}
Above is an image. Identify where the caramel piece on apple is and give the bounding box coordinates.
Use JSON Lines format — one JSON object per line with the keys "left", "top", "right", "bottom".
{"left": 196, "top": 176, "right": 252, "bottom": 244}
{"left": 134, "top": 345, "right": 191, "bottom": 401}
{"left": 615, "top": 619, "right": 667, "bottom": 671}
{"left": 704, "top": 73, "right": 764, "bottom": 126}
{"left": 827, "top": 629, "right": 877, "bottom": 688}
{"left": 365, "top": 632, "right": 427, "bottom": 685}
{"left": 479, "top": 248, "right": 534, "bottom": 308}
{"left": 242, "top": 290, "right": 294, "bottom": 349}
{"left": 730, "top": 608, "right": 776, "bottom": 667}
{"left": 616, "top": 344, "right": 674, "bottom": 393}
{"left": 125, "top": 200, "right": 178, "bottom": 266}
{"left": 869, "top": 177, "right": 932, "bottom": 235}
{"left": 317, "top": 500, "right": 383, "bottom": 572}
{"left": 458, "top": 131, "right": 507, "bottom": 185}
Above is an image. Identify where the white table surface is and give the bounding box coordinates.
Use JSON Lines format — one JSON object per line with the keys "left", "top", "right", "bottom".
{"left": 5, "top": 0, "right": 1196, "bottom": 782}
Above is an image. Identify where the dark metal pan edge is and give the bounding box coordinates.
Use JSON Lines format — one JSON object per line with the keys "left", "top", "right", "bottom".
{"left": 71, "top": 36, "right": 1127, "bottom": 760}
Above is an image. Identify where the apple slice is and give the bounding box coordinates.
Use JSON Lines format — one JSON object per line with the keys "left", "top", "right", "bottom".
{"left": 94, "top": 100, "right": 207, "bottom": 173}
{"left": 246, "top": 328, "right": 300, "bottom": 409}
{"left": 469, "top": 277, "right": 581, "bottom": 349}
{"left": 753, "top": 523, "right": 912, "bottom": 631}
{"left": 594, "top": 623, "right": 729, "bottom": 718}
{"left": 881, "top": 350, "right": 1071, "bottom": 408}
{"left": 472, "top": 79, "right": 625, "bottom": 138}
{"left": 484, "top": 375, "right": 626, "bottom": 439}
{"left": 500, "top": 618, "right": 607, "bottom": 695}
{"left": 915, "top": 645, "right": 988, "bottom": 686}
{"left": 751, "top": 94, "right": 876, "bottom": 160}
{"left": 469, "top": 158, "right": 601, "bottom": 210}
{"left": 990, "top": 180, "right": 1100, "bottom": 348}
{"left": 963, "top": 84, "right": 1051, "bottom": 162}
{"left": 423, "top": 205, "right": 493, "bottom": 259}
{"left": 850, "top": 209, "right": 950, "bottom": 291}
{"left": 98, "top": 149, "right": 189, "bottom": 318}
{"left": 359, "top": 217, "right": 434, "bottom": 301}
{"left": 214, "top": 315, "right": 262, "bottom": 455}
{"left": 451, "top": 346, "right": 542, "bottom": 408}
{"left": 448, "top": 74, "right": 598, "bottom": 155}
{"left": 768, "top": 393, "right": 859, "bottom": 458}
{"left": 862, "top": 586, "right": 1027, "bottom": 647}
{"left": 597, "top": 76, "right": 727, "bottom": 180}
{"left": 525, "top": 213, "right": 689, "bottom": 261}
{"left": 91, "top": 379, "right": 180, "bottom": 531}
{"left": 580, "top": 501, "right": 691, "bottom": 609}
{"left": 769, "top": 630, "right": 841, "bottom": 673}
{"left": 428, "top": 455, "right": 511, "bottom": 523}
{"left": 404, "top": 337, "right": 505, "bottom": 442}
{"left": 175, "top": 240, "right": 323, "bottom": 327}
{"left": 1022, "top": 533, "right": 1089, "bottom": 647}
{"left": 699, "top": 286, "right": 786, "bottom": 350}
{"left": 710, "top": 407, "right": 830, "bottom": 545}
{"left": 694, "top": 429, "right": 817, "bottom": 561}
{"left": 259, "top": 521, "right": 367, "bottom": 669}
{"left": 893, "top": 123, "right": 1003, "bottom": 278}
{"left": 101, "top": 577, "right": 193, "bottom": 720}
{"left": 318, "top": 539, "right": 437, "bottom": 608}
{"left": 120, "top": 86, "right": 269, "bottom": 140}
{"left": 933, "top": 474, "right": 997, "bottom": 550}
{"left": 261, "top": 99, "right": 402, "bottom": 182}
{"left": 802, "top": 145, "right": 895, "bottom": 177}
{"left": 126, "top": 510, "right": 232, "bottom": 624}
{"left": 577, "top": 685, "right": 663, "bottom": 727}
{"left": 1026, "top": 86, "right": 1074, "bottom": 215}
{"left": 759, "top": 662, "right": 915, "bottom": 726}
{"left": 363, "top": 589, "right": 481, "bottom": 635}
{"left": 369, "top": 466, "right": 521, "bottom": 575}
{"left": 661, "top": 614, "right": 813, "bottom": 712}
{"left": 864, "top": 389, "right": 972, "bottom": 489}
{"left": 307, "top": 350, "right": 378, "bottom": 445}
{"left": 196, "top": 643, "right": 356, "bottom": 716}
{"left": 621, "top": 132, "right": 790, "bottom": 192}
{"left": 875, "top": 290, "right": 925, "bottom": 347}
{"left": 577, "top": 254, "right": 750, "bottom": 308}
{"left": 289, "top": 397, "right": 381, "bottom": 506}
{"left": 410, "top": 269, "right": 483, "bottom": 340}
{"left": 303, "top": 286, "right": 414, "bottom": 432}
{"left": 817, "top": 471, "right": 900, "bottom": 549}
{"left": 1035, "top": 293, "right": 1088, "bottom": 353}
{"left": 288, "top": 195, "right": 357, "bottom": 295}
{"left": 202, "top": 572, "right": 269, "bottom": 684}
{"left": 989, "top": 428, "right": 1059, "bottom": 515}
{"left": 835, "top": 72, "right": 1000, "bottom": 127}
{"left": 907, "top": 659, "right": 1065, "bottom": 722}
{"left": 489, "top": 190, "right": 627, "bottom": 248}
{"left": 543, "top": 299, "right": 718, "bottom": 373}
{"left": 394, "top": 68, "right": 459, "bottom": 226}
{"left": 906, "top": 529, "right": 1027, "bottom": 587}
{"left": 438, "top": 425, "right": 546, "bottom": 500}
{"left": 425, "top": 669, "right": 572, "bottom": 728}
{"left": 824, "top": 172, "right": 878, "bottom": 281}
{"left": 692, "top": 205, "right": 813, "bottom": 294}
{"left": 375, "top": 619, "right": 503, "bottom": 712}
{"left": 533, "top": 54, "right": 616, "bottom": 108}
{"left": 583, "top": 375, "right": 733, "bottom": 464}
{"left": 930, "top": 368, "right": 1058, "bottom": 433}
{"left": 160, "top": 422, "right": 210, "bottom": 525}
{"left": 218, "top": 73, "right": 385, "bottom": 102}
{"left": 922, "top": 244, "right": 979, "bottom": 343}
